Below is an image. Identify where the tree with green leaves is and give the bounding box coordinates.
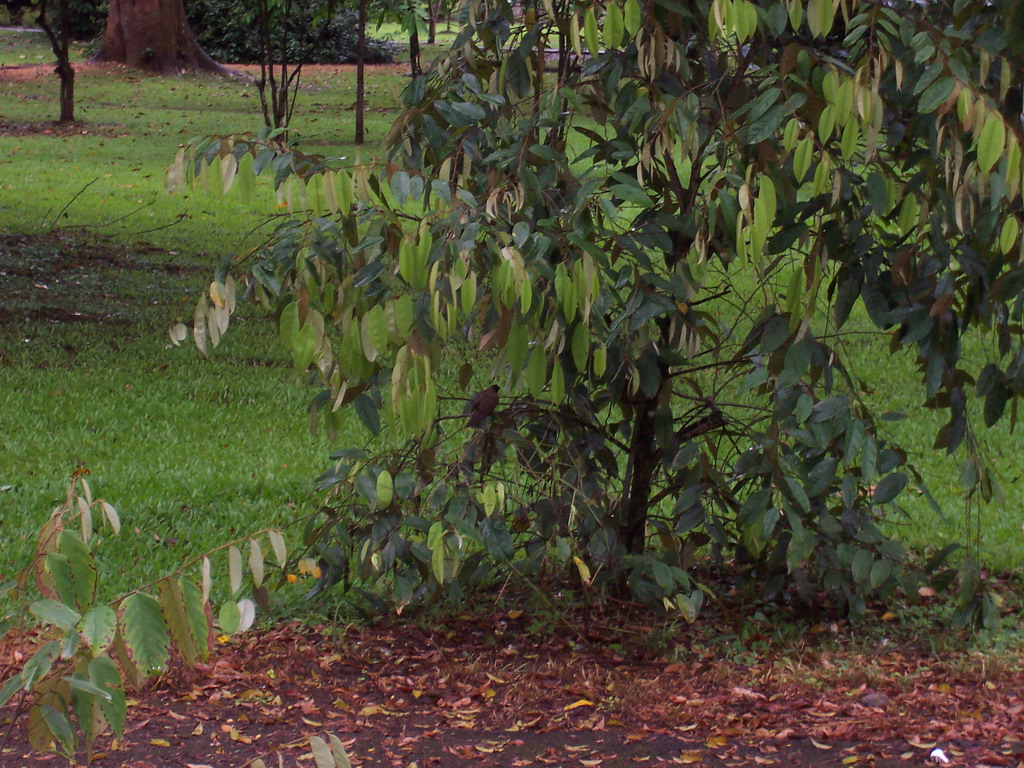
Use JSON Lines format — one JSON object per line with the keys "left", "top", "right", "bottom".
{"left": 179, "top": 0, "right": 1024, "bottom": 626}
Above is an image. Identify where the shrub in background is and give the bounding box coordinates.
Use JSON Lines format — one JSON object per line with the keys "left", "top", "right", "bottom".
{"left": 187, "top": 0, "right": 398, "bottom": 65}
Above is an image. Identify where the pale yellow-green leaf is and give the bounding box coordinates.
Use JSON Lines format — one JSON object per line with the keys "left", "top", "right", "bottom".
{"left": 193, "top": 295, "right": 208, "bottom": 358}
{"left": 793, "top": 136, "right": 813, "bottom": 181}
{"left": 977, "top": 116, "right": 1006, "bottom": 175}
{"left": 268, "top": 530, "right": 287, "bottom": 567}
{"left": 897, "top": 195, "right": 919, "bottom": 235}
{"left": 623, "top": 0, "right": 641, "bottom": 36}
{"left": 329, "top": 734, "right": 353, "bottom": 768}
{"left": 336, "top": 169, "right": 353, "bottom": 212}
{"left": 431, "top": 540, "right": 446, "bottom": 585}
{"left": 570, "top": 13, "right": 583, "bottom": 56}
{"left": 818, "top": 104, "right": 836, "bottom": 141}
{"left": 236, "top": 598, "right": 256, "bottom": 633}
{"left": 584, "top": 7, "right": 600, "bottom": 56}
{"left": 309, "top": 735, "right": 335, "bottom": 768}
{"left": 221, "top": 153, "right": 237, "bottom": 195}
{"left": 782, "top": 118, "right": 799, "bottom": 152}
{"left": 999, "top": 217, "right": 1019, "bottom": 254}
{"left": 571, "top": 323, "right": 590, "bottom": 371}
{"left": 292, "top": 322, "right": 319, "bottom": 371}
{"left": 237, "top": 153, "right": 255, "bottom": 202}
{"left": 840, "top": 121, "right": 859, "bottom": 160}
{"left": 376, "top": 470, "right": 394, "bottom": 508}
{"left": 550, "top": 362, "right": 565, "bottom": 403}
{"left": 604, "top": 2, "right": 624, "bottom": 48}
{"left": 201, "top": 556, "right": 211, "bottom": 602}
{"left": 209, "top": 281, "right": 227, "bottom": 309}
{"left": 279, "top": 301, "right": 300, "bottom": 348}
{"left": 787, "top": 0, "right": 802, "bottom": 29}
{"left": 573, "top": 556, "right": 591, "bottom": 584}
{"left": 593, "top": 343, "right": 607, "bottom": 377}
{"left": 169, "top": 323, "right": 188, "bottom": 346}
{"left": 228, "top": 545, "right": 242, "bottom": 595}
{"left": 482, "top": 483, "right": 497, "bottom": 516}
{"left": 248, "top": 540, "right": 264, "bottom": 589}
{"left": 100, "top": 501, "right": 120, "bottom": 534}
{"left": 392, "top": 295, "right": 414, "bottom": 339}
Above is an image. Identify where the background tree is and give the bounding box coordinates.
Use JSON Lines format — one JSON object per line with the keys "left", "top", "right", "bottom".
{"left": 92, "top": 0, "right": 227, "bottom": 73}
{"left": 183, "top": 0, "right": 1024, "bottom": 626}
{"left": 35, "top": 0, "right": 74, "bottom": 122}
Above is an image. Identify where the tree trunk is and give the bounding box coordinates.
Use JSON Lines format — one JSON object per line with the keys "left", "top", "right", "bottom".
{"left": 355, "top": 0, "right": 366, "bottom": 144}
{"left": 37, "top": 0, "right": 74, "bottom": 123}
{"left": 409, "top": 22, "right": 421, "bottom": 79}
{"left": 427, "top": 0, "right": 438, "bottom": 44}
{"left": 92, "top": 0, "right": 228, "bottom": 75}
{"left": 620, "top": 395, "right": 660, "bottom": 554}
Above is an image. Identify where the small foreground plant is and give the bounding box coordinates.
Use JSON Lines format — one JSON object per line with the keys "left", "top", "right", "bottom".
{"left": 0, "top": 473, "right": 289, "bottom": 764}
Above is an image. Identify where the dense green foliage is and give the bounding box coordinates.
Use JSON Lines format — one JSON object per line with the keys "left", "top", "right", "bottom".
{"left": 186, "top": 0, "right": 1024, "bottom": 626}
{"left": 0, "top": 0, "right": 105, "bottom": 39}
{"left": 188, "top": 0, "right": 398, "bottom": 64}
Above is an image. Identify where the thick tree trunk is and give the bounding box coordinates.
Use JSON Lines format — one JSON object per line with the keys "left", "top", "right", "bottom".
{"left": 92, "top": 0, "right": 228, "bottom": 75}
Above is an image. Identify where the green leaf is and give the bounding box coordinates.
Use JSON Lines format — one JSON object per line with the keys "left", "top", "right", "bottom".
{"left": 376, "top": 470, "right": 394, "bottom": 508}
{"left": 67, "top": 675, "right": 113, "bottom": 702}
{"left": 851, "top": 549, "right": 873, "bottom": 584}
{"left": 977, "top": 116, "right": 1006, "bottom": 175}
{"left": 604, "top": 2, "right": 624, "bottom": 48}
{"left": 866, "top": 171, "right": 888, "bottom": 214}
{"left": 571, "top": 324, "right": 590, "bottom": 372}
{"left": 180, "top": 578, "right": 212, "bottom": 661}
{"left": 219, "top": 600, "right": 241, "bottom": 634}
{"left": 354, "top": 393, "right": 381, "bottom": 434}
{"left": 89, "top": 656, "right": 125, "bottom": 737}
{"left": 0, "top": 671, "right": 24, "bottom": 708}
{"left": 41, "top": 704, "right": 76, "bottom": 757}
{"left": 292, "top": 322, "right": 318, "bottom": 371}
{"left": 525, "top": 348, "right": 547, "bottom": 397}
{"left": 584, "top": 7, "right": 600, "bottom": 56}
{"left": 279, "top": 301, "right": 300, "bottom": 348}
{"left": 158, "top": 578, "right": 200, "bottom": 666}
{"left": 623, "top": 0, "right": 641, "bottom": 36}
{"left": 918, "top": 77, "right": 956, "bottom": 113}
{"left": 869, "top": 558, "right": 892, "bottom": 589}
{"left": 872, "top": 473, "right": 907, "bottom": 505}
{"left": 984, "top": 380, "right": 1010, "bottom": 427}
{"left": 78, "top": 606, "right": 117, "bottom": 651}
{"left": 120, "top": 593, "right": 170, "bottom": 675}
{"left": 610, "top": 183, "right": 654, "bottom": 208}
{"left": 365, "top": 304, "right": 389, "bottom": 361}
{"left": 30, "top": 599, "right": 81, "bottom": 631}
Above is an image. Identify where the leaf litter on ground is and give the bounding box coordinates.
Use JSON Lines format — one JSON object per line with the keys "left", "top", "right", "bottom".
{"left": 2, "top": 610, "right": 1023, "bottom": 767}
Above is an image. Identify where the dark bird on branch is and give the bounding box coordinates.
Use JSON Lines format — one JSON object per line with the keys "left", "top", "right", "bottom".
{"left": 467, "top": 385, "right": 500, "bottom": 428}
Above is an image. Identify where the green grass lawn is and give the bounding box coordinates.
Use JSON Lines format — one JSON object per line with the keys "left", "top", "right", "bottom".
{"left": 0, "top": 39, "right": 409, "bottom": 601}
{"left": 0, "top": 29, "right": 1020, "bottom": 613}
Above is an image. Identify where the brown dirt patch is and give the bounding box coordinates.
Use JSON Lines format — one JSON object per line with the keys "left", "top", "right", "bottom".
{"left": 0, "top": 60, "right": 408, "bottom": 83}
{"left": 1, "top": 618, "right": 1022, "bottom": 768}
